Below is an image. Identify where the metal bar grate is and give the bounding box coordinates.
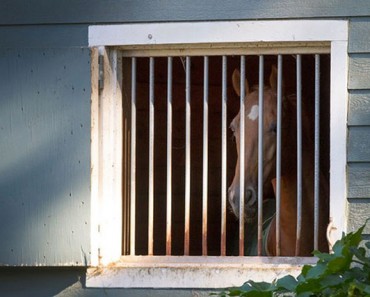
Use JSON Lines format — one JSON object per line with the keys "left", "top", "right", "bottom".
{"left": 166, "top": 57, "right": 173, "bottom": 256}
{"left": 126, "top": 53, "right": 329, "bottom": 259}
{"left": 239, "top": 55, "right": 246, "bottom": 256}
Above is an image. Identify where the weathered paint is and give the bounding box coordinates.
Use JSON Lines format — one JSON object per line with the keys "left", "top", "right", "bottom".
{"left": 87, "top": 256, "right": 316, "bottom": 288}
{"left": 0, "top": 48, "right": 91, "bottom": 266}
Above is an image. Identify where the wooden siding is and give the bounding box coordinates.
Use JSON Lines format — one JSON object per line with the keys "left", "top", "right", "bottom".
{"left": 347, "top": 200, "right": 370, "bottom": 233}
{"left": 1, "top": 0, "right": 370, "bottom": 25}
{"left": 349, "top": 18, "right": 370, "bottom": 53}
{"left": 348, "top": 127, "right": 370, "bottom": 163}
{"left": 348, "top": 163, "right": 370, "bottom": 199}
{"left": 347, "top": 18, "right": 370, "bottom": 238}
{"left": 348, "top": 54, "right": 370, "bottom": 90}
{"left": 348, "top": 90, "right": 370, "bottom": 126}
{"left": 0, "top": 48, "right": 91, "bottom": 265}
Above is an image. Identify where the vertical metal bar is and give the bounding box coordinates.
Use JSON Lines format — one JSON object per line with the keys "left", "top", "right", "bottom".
{"left": 148, "top": 57, "right": 155, "bottom": 256}
{"left": 166, "top": 57, "right": 173, "bottom": 256}
{"left": 221, "top": 56, "right": 227, "bottom": 256}
{"left": 239, "top": 56, "right": 246, "bottom": 256}
{"left": 296, "top": 54, "right": 303, "bottom": 256}
{"left": 202, "top": 56, "right": 209, "bottom": 256}
{"left": 257, "top": 55, "right": 264, "bottom": 256}
{"left": 130, "top": 57, "right": 137, "bottom": 256}
{"left": 276, "top": 55, "right": 283, "bottom": 256}
{"left": 184, "top": 56, "right": 191, "bottom": 255}
{"left": 314, "top": 54, "right": 321, "bottom": 251}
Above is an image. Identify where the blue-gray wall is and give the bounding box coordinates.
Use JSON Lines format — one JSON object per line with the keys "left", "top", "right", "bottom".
{"left": 0, "top": 48, "right": 91, "bottom": 266}
{"left": 0, "top": 1, "right": 369, "bottom": 295}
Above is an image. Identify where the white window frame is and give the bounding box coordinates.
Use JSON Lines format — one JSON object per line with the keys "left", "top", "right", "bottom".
{"left": 87, "top": 20, "right": 348, "bottom": 288}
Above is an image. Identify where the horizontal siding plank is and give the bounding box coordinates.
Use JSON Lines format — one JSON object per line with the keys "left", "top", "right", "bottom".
{"left": 348, "top": 54, "right": 370, "bottom": 90}
{"left": 349, "top": 18, "right": 370, "bottom": 53}
{"left": 348, "top": 163, "right": 370, "bottom": 198}
{"left": 0, "top": 48, "right": 91, "bottom": 266}
{"left": 348, "top": 90, "right": 370, "bottom": 126}
{"left": 0, "top": 0, "right": 369, "bottom": 25}
{"left": 348, "top": 127, "right": 370, "bottom": 162}
{"left": 347, "top": 200, "right": 370, "bottom": 234}
{"left": 0, "top": 25, "right": 88, "bottom": 48}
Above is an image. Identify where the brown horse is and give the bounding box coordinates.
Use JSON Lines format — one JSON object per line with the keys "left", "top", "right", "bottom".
{"left": 228, "top": 66, "right": 329, "bottom": 256}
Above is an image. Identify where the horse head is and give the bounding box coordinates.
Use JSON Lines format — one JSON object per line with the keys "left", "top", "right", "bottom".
{"left": 228, "top": 66, "right": 280, "bottom": 223}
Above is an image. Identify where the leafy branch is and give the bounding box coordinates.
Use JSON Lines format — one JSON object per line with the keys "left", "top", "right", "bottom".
{"left": 215, "top": 220, "right": 370, "bottom": 297}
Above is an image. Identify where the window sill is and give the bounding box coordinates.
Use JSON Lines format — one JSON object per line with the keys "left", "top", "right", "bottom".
{"left": 86, "top": 256, "right": 316, "bottom": 288}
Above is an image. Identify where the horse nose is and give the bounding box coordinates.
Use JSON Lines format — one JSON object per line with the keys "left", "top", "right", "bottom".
{"left": 246, "top": 187, "right": 257, "bottom": 206}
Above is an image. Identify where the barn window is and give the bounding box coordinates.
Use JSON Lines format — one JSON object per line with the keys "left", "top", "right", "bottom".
{"left": 88, "top": 21, "right": 348, "bottom": 288}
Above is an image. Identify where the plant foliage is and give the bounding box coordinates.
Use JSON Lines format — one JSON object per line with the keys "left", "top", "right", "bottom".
{"left": 215, "top": 220, "right": 370, "bottom": 297}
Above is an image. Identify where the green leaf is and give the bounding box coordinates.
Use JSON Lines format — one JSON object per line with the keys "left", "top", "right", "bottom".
{"left": 365, "top": 241, "right": 370, "bottom": 250}
{"left": 275, "top": 275, "right": 298, "bottom": 291}
{"left": 305, "top": 262, "right": 327, "bottom": 279}
{"left": 296, "top": 277, "right": 322, "bottom": 294}
{"left": 246, "top": 281, "right": 275, "bottom": 292}
{"left": 327, "top": 256, "right": 351, "bottom": 273}
{"left": 299, "top": 264, "right": 313, "bottom": 278}
{"left": 351, "top": 247, "right": 370, "bottom": 266}
{"left": 312, "top": 250, "right": 334, "bottom": 262}
{"left": 319, "top": 274, "right": 345, "bottom": 287}
{"left": 227, "top": 289, "right": 243, "bottom": 296}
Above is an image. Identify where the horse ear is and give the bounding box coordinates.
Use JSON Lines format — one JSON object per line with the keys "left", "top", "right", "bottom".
{"left": 269, "top": 65, "right": 285, "bottom": 94}
{"left": 269, "top": 65, "right": 278, "bottom": 92}
{"left": 232, "top": 69, "right": 249, "bottom": 97}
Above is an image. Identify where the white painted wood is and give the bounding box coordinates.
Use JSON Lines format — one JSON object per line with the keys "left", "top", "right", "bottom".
{"left": 89, "top": 20, "right": 348, "bottom": 47}
{"left": 330, "top": 40, "right": 349, "bottom": 243}
{"left": 90, "top": 48, "right": 100, "bottom": 266}
{"left": 91, "top": 48, "right": 123, "bottom": 265}
{"left": 89, "top": 19, "right": 349, "bottom": 286}
{"left": 86, "top": 256, "right": 316, "bottom": 288}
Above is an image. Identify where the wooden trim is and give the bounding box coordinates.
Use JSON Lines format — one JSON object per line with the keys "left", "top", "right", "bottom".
{"left": 89, "top": 20, "right": 348, "bottom": 47}
{"left": 87, "top": 256, "right": 316, "bottom": 288}
{"left": 89, "top": 19, "right": 349, "bottom": 287}
{"left": 330, "top": 40, "right": 349, "bottom": 242}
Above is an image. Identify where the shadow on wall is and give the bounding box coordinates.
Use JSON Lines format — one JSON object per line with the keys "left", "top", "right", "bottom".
{"left": 0, "top": 268, "right": 216, "bottom": 297}
{"left": 0, "top": 268, "right": 86, "bottom": 297}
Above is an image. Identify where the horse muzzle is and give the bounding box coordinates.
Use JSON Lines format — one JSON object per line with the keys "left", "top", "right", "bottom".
{"left": 228, "top": 185, "right": 258, "bottom": 222}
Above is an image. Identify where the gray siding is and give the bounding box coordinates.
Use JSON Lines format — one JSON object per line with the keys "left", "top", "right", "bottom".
{"left": 0, "top": 25, "right": 88, "bottom": 48}
{"left": 0, "top": 48, "right": 91, "bottom": 265}
{"left": 1, "top": 0, "right": 370, "bottom": 25}
{"left": 347, "top": 17, "right": 370, "bottom": 238}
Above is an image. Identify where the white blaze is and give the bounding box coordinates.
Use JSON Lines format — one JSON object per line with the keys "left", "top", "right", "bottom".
{"left": 248, "top": 105, "right": 259, "bottom": 121}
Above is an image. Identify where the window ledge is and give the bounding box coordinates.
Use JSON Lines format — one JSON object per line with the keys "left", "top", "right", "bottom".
{"left": 86, "top": 256, "right": 316, "bottom": 288}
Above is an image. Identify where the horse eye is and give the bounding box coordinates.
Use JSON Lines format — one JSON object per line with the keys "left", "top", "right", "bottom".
{"left": 269, "top": 123, "right": 277, "bottom": 134}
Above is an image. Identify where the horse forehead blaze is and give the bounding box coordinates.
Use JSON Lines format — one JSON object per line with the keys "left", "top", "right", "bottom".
{"left": 247, "top": 105, "right": 259, "bottom": 121}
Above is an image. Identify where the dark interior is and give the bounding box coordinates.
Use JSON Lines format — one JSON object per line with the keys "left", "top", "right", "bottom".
{"left": 121, "top": 54, "right": 331, "bottom": 256}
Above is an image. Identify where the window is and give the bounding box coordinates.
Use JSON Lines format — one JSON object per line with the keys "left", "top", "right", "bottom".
{"left": 88, "top": 21, "right": 348, "bottom": 288}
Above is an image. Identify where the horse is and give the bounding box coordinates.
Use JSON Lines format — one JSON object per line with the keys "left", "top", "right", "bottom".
{"left": 228, "top": 65, "right": 329, "bottom": 256}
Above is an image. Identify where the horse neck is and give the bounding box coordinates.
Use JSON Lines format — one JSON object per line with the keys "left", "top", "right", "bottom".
{"left": 278, "top": 98, "right": 317, "bottom": 255}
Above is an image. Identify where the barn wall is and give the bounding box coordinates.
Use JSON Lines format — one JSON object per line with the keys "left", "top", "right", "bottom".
{"left": 0, "top": 0, "right": 369, "bottom": 295}
{"left": 0, "top": 46, "right": 91, "bottom": 266}
{"left": 1, "top": 0, "right": 370, "bottom": 24}
{"left": 347, "top": 17, "right": 370, "bottom": 235}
